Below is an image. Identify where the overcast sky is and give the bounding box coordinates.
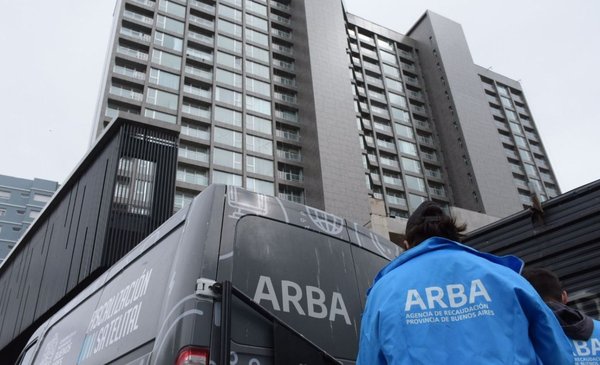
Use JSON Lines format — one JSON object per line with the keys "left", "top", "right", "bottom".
{"left": 0, "top": 0, "right": 598, "bottom": 194}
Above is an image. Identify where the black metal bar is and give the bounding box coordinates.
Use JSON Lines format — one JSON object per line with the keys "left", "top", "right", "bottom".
{"left": 219, "top": 280, "right": 232, "bottom": 365}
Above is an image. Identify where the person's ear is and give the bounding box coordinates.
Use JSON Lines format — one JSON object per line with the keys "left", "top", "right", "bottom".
{"left": 402, "top": 240, "right": 410, "bottom": 250}
{"left": 561, "top": 290, "right": 568, "bottom": 304}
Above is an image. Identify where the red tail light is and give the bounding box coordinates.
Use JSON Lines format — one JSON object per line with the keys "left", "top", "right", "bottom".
{"left": 175, "top": 347, "right": 209, "bottom": 365}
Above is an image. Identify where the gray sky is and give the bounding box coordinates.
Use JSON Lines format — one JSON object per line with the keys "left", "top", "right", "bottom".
{"left": 0, "top": 0, "right": 598, "bottom": 194}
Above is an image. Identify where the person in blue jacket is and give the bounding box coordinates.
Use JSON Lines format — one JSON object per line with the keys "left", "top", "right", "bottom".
{"left": 524, "top": 267, "right": 600, "bottom": 364}
{"left": 357, "top": 201, "right": 573, "bottom": 364}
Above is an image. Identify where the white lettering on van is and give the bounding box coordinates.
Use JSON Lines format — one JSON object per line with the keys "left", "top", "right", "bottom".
{"left": 573, "top": 338, "right": 600, "bottom": 356}
{"left": 253, "top": 275, "right": 351, "bottom": 325}
{"left": 78, "top": 268, "right": 152, "bottom": 361}
{"left": 405, "top": 279, "right": 492, "bottom": 311}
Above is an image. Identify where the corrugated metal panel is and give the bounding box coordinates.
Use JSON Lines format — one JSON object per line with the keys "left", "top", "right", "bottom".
{"left": 464, "top": 180, "right": 600, "bottom": 318}
{"left": 0, "top": 117, "right": 179, "bottom": 360}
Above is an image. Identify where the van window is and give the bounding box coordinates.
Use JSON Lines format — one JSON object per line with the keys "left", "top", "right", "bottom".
{"left": 232, "top": 216, "right": 362, "bottom": 360}
{"left": 16, "top": 341, "right": 37, "bottom": 365}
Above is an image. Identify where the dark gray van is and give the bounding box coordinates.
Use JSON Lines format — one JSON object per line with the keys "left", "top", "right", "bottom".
{"left": 16, "top": 185, "right": 400, "bottom": 364}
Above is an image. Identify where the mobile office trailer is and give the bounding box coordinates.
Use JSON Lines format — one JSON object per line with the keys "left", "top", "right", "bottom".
{"left": 16, "top": 185, "right": 400, "bottom": 364}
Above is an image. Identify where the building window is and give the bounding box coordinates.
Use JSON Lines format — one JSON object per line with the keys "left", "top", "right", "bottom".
{"left": 156, "top": 14, "right": 184, "bottom": 35}
{"left": 144, "top": 108, "right": 177, "bottom": 124}
{"left": 216, "top": 68, "right": 243, "bottom": 88}
{"left": 33, "top": 194, "right": 52, "bottom": 203}
{"left": 152, "top": 49, "right": 182, "bottom": 71}
{"left": 213, "top": 170, "right": 242, "bottom": 186}
{"left": 158, "top": 0, "right": 186, "bottom": 18}
{"left": 246, "top": 177, "right": 274, "bottom": 195}
{"left": 215, "top": 87, "right": 243, "bottom": 107}
{"left": 213, "top": 148, "right": 243, "bottom": 170}
{"left": 245, "top": 13, "right": 268, "bottom": 30}
{"left": 217, "top": 35, "right": 243, "bottom": 54}
{"left": 0, "top": 191, "right": 10, "bottom": 199}
{"left": 214, "top": 106, "right": 242, "bottom": 127}
{"left": 114, "top": 157, "right": 156, "bottom": 215}
{"left": 245, "top": 29, "right": 269, "bottom": 47}
{"left": 29, "top": 210, "right": 41, "bottom": 219}
{"left": 245, "top": 77, "right": 271, "bottom": 97}
{"left": 218, "top": 4, "right": 242, "bottom": 22}
{"left": 246, "top": 114, "right": 272, "bottom": 135}
{"left": 178, "top": 144, "right": 209, "bottom": 163}
{"left": 245, "top": 44, "right": 270, "bottom": 63}
{"left": 217, "top": 19, "right": 243, "bottom": 37}
{"left": 154, "top": 31, "right": 183, "bottom": 53}
{"left": 398, "top": 140, "right": 418, "bottom": 156}
{"left": 246, "top": 95, "right": 271, "bottom": 116}
{"left": 174, "top": 191, "right": 195, "bottom": 212}
{"left": 401, "top": 157, "right": 422, "bottom": 174}
{"left": 247, "top": 135, "right": 273, "bottom": 156}
{"left": 149, "top": 68, "right": 181, "bottom": 90}
{"left": 245, "top": 60, "right": 270, "bottom": 78}
{"left": 245, "top": 0, "right": 267, "bottom": 16}
{"left": 147, "top": 88, "right": 179, "bottom": 110}
{"left": 214, "top": 127, "right": 242, "bottom": 148}
{"left": 405, "top": 175, "right": 426, "bottom": 192}
{"left": 246, "top": 156, "right": 274, "bottom": 177}
{"left": 0, "top": 208, "right": 6, "bottom": 216}
{"left": 176, "top": 166, "right": 208, "bottom": 186}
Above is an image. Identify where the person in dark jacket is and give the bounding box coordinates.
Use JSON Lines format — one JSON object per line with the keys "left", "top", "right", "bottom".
{"left": 357, "top": 201, "right": 573, "bottom": 364}
{"left": 523, "top": 267, "right": 600, "bottom": 363}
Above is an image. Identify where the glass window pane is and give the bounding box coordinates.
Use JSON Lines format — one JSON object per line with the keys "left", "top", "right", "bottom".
{"left": 213, "top": 170, "right": 242, "bottom": 186}
{"left": 159, "top": 0, "right": 186, "bottom": 18}
{"left": 157, "top": 15, "right": 184, "bottom": 35}
{"left": 218, "top": 4, "right": 242, "bottom": 21}
{"left": 388, "top": 92, "right": 407, "bottom": 108}
{"left": 218, "top": 19, "right": 242, "bottom": 37}
{"left": 245, "top": 44, "right": 269, "bottom": 62}
{"left": 394, "top": 123, "right": 414, "bottom": 139}
{"left": 218, "top": 35, "right": 243, "bottom": 53}
{"left": 245, "top": 0, "right": 267, "bottom": 16}
{"left": 154, "top": 31, "right": 183, "bottom": 52}
{"left": 151, "top": 49, "right": 182, "bottom": 71}
{"left": 144, "top": 108, "right": 177, "bottom": 124}
{"left": 213, "top": 148, "right": 242, "bottom": 169}
{"left": 385, "top": 77, "right": 404, "bottom": 92}
{"left": 398, "top": 140, "right": 418, "bottom": 156}
{"left": 405, "top": 175, "right": 426, "bottom": 192}
{"left": 401, "top": 157, "right": 422, "bottom": 174}
{"left": 246, "top": 156, "right": 274, "bottom": 177}
{"left": 246, "top": 77, "right": 271, "bottom": 96}
{"left": 246, "top": 114, "right": 272, "bottom": 135}
{"left": 246, "top": 60, "right": 270, "bottom": 78}
{"left": 245, "top": 13, "right": 268, "bottom": 30}
{"left": 214, "top": 127, "right": 242, "bottom": 148}
{"left": 216, "top": 68, "right": 242, "bottom": 88}
{"left": 146, "top": 88, "right": 179, "bottom": 110}
{"left": 214, "top": 106, "right": 242, "bottom": 127}
{"left": 246, "top": 177, "right": 274, "bottom": 195}
{"left": 246, "top": 29, "right": 269, "bottom": 47}
{"left": 217, "top": 51, "right": 242, "bottom": 70}
{"left": 246, "top": 95, "right": 271, "bottom": 116}
{"left": 215, "top": 87, "right": 243, "bottom": 107}
{"left": 246, "top": 135, "right": 273, "bottom": 155}
{"left": 149, "top": 68, "right": 180, "bottom": 90}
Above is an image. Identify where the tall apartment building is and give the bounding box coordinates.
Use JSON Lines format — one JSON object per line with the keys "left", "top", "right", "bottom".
{"left": 0, "top": 175, "right": 58, "bottom": 263}
{"left": 91, "top": 0, "right": 560, "bottom": 231}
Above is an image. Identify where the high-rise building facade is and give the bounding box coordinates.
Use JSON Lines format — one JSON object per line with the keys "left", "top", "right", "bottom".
{"left": 0, "top": 175, "right": 58, "bottom": 263}
{"left": 91, "top": 0, "right": 560, "bottom": 230}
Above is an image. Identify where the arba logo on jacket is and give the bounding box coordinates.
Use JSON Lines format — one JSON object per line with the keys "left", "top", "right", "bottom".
{"left": 405, "top": 279, "right": 492, "bottom": 311}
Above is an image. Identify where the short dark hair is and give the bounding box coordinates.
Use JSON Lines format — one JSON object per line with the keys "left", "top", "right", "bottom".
{"left": 405, "top": 201, "right": 466, "bottom": 247}
{"left": 522, "top": 267, "right": 563, "bottom": 302}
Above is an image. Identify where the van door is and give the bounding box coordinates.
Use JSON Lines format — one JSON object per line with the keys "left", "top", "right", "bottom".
{"left": 229, "top": 216, "right": 363, "bottom": 363}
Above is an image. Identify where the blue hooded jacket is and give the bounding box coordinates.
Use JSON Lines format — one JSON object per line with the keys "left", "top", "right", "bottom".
{"left": 357, "top": 237, "right": 574, "bottom": 364}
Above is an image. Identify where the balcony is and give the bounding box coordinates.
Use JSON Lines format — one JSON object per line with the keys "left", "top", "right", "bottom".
{"left": 417, "top": 135, "right": 434, "bottom": 145}
{"left": 376, "top": 140, "right": 395, "bottom": 150}
{"left": 276, "top": 129, "right": 300, "bottom": 142}
{"left": 365, "top": 75, "right": 383, "bottom": 88}
{"left": 382, "top": 176, "right": 403, "bottom": 187}
{"left": 109, "top": 86, "right": 143, "bottom": 101}
{"left": 190, "top": 0, "right": 215, "bottom": 14}
{"left": 421, "top": 151, "right": 438, "bottom": 162}
{"left": 189, "top": 15, "right": 214, "bottom": 29}
{"left": 272, "top": 43, "right": 294, "bottom": 55}
{"left": 188, "top": 31, "right": 213, "bottom": 45}
{"left": 277, "top": 150, "right": 302, "bottom": 162}
{"left": 186, "top": 48, "right": 213, "bottom": 62}
{"left": 120, "top": 27, "right": 151, "bottom": 42}
{"left": 408, "top": 90, "right": 423, "bottom": 100}
{"left": 274, "top": 92, "right": 297, "bottom": 104}
{"left": 361, "top": 48, "right": 378, "bottom": 60}
{"left": 510, "top": 164, "right": 525, "bottom": 174}
{"left": 184, "top": 84, "right": 212, "bottom": 99}
{"left": 271, "top": 28, "right": 292, "bottom": 40}
{"left": 130, "top": 0, "right": 155, "bottom": 8}
{"left": 429, "top": 187, "right": 446, "bottom": 197}
{"left": 273, "top": 75, "right": 296, "bottom": 87}
{"left": 270, "top": 14, "right": 291, "bottom": 25}
{"left": 123, "top": 10, "right": 153, "bottom": 24}
{"left": 271, "top": 1, "right": 291, "bottom": 12}
{"left": 182, "top": 102, "right": 211, "bottom": 119}
{"left": 185, "top": 65, "right": 212, "bottom": 80}
{"left": 273, "top": 59, "right": 295, "bottom": 71}
{"left": 425, "top": 169, "right": 442, "bottom": 179}
{"left": 380, "top": 157, "right": 399, "bottom": 169}
{"left": 404, "top": 75, "right": 419, "bottom": 85}
{"left": 278, "top": 170, "right": 304, "bottom": 182}
{"left": 113, "top": 65, "right": 145, "bottom": 80}
{"left": 415, "top": 120, "right": 431, "bottom": 130}
{"left": 116, "top": 45, "right": 148, "bottom": 61}
{"left": 411, "top": 104, "right": 427, "bottom": 115}
{"left": 402, "top": 63, "right": 416, "bottom": 72}
{"left": 278, "top": 192, "right": 303, "bottom": 204}
{"left": 398, "top": 49, "right": 413, "bottom": 60}
{"left": 386, "top": 195, "right": 407, "bottom": 207}
{"left": 275, "top": 109, "right": 298, "bottom": 123}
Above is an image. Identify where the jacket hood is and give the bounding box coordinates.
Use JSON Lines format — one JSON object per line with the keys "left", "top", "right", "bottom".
{"left": 547, "top": 300, "right": 594, "bottom": 341}
{"left": 372, "top": 237, "right": 524, "bottom": 287}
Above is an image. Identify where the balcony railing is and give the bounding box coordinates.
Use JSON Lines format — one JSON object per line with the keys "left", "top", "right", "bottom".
{"left": 182, "top": 103, "right": 211, "bottom": 119}
{"left": 123, "top": 10, "right": 153, "bottom": 24}
{"left": 113, "top": 65, "right": 145, "bottom": 80}
{"left": 273, "top": 75, "right": 296, "bottom": 87}
{"left": 425, "top": 169, "right": 442, "bottom": 179}
{"left": 186, "top": 48, "right": 213, "bottom": 62}
{"left": 190, "top": 0, "right": 215, "bottom": 13}
{"left": 120, "top": 27, "right": 151, "bottom": 42}
{"left": 184, "top": 84, "right": 212, "bottom": 99}
{"left": 188, "top": 31, "right": 213, "bottom": 44}
{"left": 270, "top": 14, "right": 290, "bottom": 25}
{"left": 275, "top": 109, "right": 298, "bottom": 122}
{"left": 274, "top": 92, "right": 297, "bottom": 104}
{"left": 421, "top": 152, "right": 438, "bottom": 162}
{"left": 386, "top": 195, "right": 407, "bottom": 206}
{"left": 272, "top": 43, "right": 293, "bottom": 55}
{"left": 278, "top": 192, "right": 303, "bottom": 204}
{"left": 185, "top": 65, "right": 212, "bottom": 80}
{"left": 271, "top": 1, "right": 291, "bottom": 11}
{"left": 271, "top": 28, "right": 292, "bottom": 40}
{"left": 430, "top": 187, "right": 446, "bottom": 197}
{"left": 418, "top": 136, "right": 434, "bottom": 145}
{"left": 278, "top": 171, "right": 304, "bottom": 182}
{"left": 277, "top": 150, "right": 302, "bottom": 161}
{"left": 130, "top": 0, "right": 155, "bottom": 7}
{"left": 109, "top": 86, "right": 143, "bottom": 101}
{"left": 189, "top": 15, "right": 214, "bottom": 28}
{"left": 276, "top": 129, "right": 300, "bottom": 141}
{"left": 116, "top": 46, "right": 148, "bottom": 61}
{"left": 273, "top": 59, "right": 295, "bottom": 71}
{"left": 411, "top": 104, "right": 426, "bottom": 114}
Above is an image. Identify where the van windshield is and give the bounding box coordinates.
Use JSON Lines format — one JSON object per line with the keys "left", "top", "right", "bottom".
{"left": 231, "top": 216, "right": 385, "bottom": 360}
